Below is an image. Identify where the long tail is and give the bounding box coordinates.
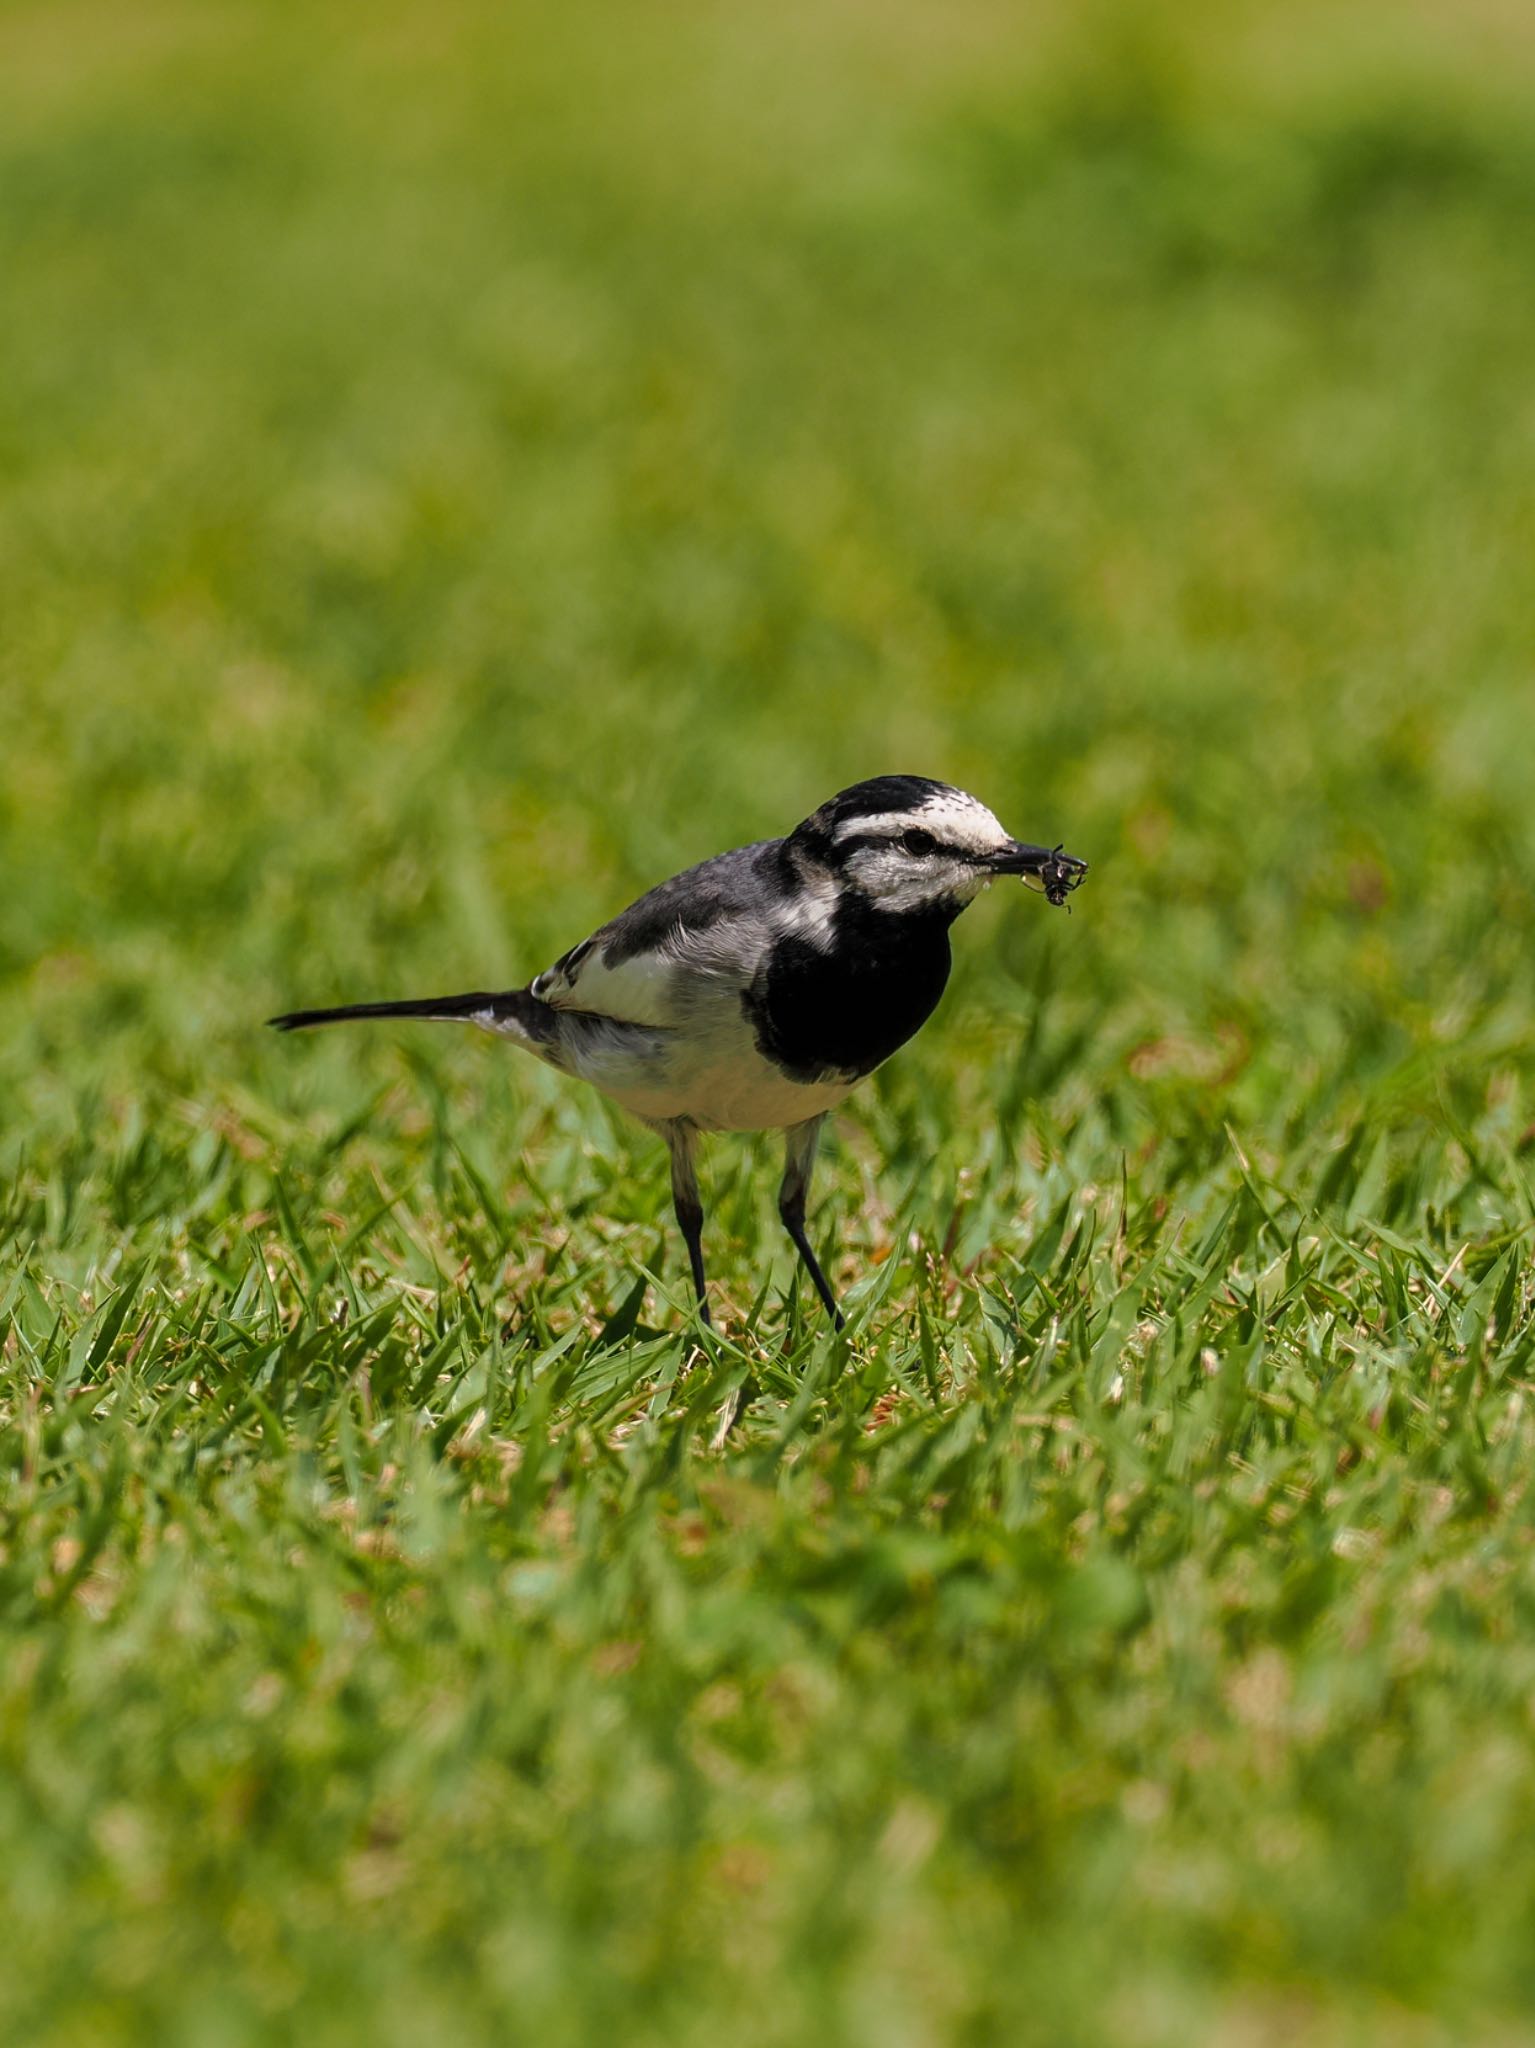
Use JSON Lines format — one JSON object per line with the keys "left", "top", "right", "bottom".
{"left": 268, "top": 988, "right": 556, "bottom": 1044}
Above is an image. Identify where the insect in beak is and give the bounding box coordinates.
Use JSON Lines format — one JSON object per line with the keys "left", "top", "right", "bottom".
{"left": 991, "top": 841, "right": 1090, "bottom": 908}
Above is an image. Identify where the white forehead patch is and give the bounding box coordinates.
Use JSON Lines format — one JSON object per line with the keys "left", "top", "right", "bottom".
{"left": 832, "top": 788, "right": 1009, "bottom": 855}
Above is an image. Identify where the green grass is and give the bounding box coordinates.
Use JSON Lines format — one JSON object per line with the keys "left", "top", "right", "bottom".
{"left": 4, "top": 0, "right": 1535, "bottom": 2040}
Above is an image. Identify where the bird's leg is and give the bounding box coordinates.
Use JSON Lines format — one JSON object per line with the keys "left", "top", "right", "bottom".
{"left": 779, "top": 1116, "right": 845, "bottom": 1331}
{"left": 664, "top": 1121, "right": 711, "bottom": 1328}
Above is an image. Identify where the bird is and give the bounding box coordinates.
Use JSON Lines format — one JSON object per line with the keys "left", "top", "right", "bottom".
{"left": 269, "top": 775, "right": 1087, "bottom": 1330}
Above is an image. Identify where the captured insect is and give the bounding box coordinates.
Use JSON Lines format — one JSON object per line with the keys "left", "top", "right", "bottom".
{"left": 1021, "top": 845, "right": 1090, "bottom": 909}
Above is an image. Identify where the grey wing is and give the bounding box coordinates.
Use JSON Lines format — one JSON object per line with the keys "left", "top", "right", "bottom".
{"left": 529, "top": 840, "right": 785, "bottom": 1028}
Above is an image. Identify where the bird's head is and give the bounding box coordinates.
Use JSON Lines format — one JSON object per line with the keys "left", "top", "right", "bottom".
{"left": 788, "top": 775, "right": 1087, "bottom": 919}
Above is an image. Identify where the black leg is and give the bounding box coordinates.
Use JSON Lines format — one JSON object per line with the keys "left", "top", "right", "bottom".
{"left": 665, "top": 1122, "right": 711, "bottom": 1328}
{"left": 779, "top": 1117, "right": 845, "bottom": 1331}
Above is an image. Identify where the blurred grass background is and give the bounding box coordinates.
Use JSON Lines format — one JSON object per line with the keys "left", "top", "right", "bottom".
{"left": 3, "top": 0, "right": 1535, "bottom": 2042}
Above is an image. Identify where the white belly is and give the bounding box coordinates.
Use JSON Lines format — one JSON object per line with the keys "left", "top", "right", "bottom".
{"left": 536, "top": 1006, "right": 852, "bottom": 1131}
{"left": 605, "top": 1056, "right": 854, "bottom": 1132}
{"left": 503, "top": 942, "right": 859, "bottom": 1132}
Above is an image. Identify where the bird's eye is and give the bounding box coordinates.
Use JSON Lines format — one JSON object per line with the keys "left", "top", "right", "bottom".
{"left": 900, "top": 828, "right": 937, "bottom": 856}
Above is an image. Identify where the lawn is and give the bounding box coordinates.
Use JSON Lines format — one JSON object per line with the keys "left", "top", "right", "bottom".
{"left": 3, "top": 0, "right": 1535, "bottom": 2041}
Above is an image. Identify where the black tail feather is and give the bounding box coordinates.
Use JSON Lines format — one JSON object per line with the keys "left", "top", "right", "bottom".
{"left": 267, "top": 990, "right": 526, "bottom": 1033}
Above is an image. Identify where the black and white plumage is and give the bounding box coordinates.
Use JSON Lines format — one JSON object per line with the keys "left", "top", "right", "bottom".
{"left": 269, "top": 776, "right": 1087, "bottom": 1329}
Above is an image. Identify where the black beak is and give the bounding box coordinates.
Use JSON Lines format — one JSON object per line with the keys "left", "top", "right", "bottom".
{"left": 991, "top": 840, "right": 1090, "bottom": 907}
{"left": 991, "top": 840, "right": 1060, "bottom": 877}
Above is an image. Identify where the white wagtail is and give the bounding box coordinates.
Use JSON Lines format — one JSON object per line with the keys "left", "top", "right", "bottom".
{"left": 270, "top": 776, "right": 1087, "bottom": 1329}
